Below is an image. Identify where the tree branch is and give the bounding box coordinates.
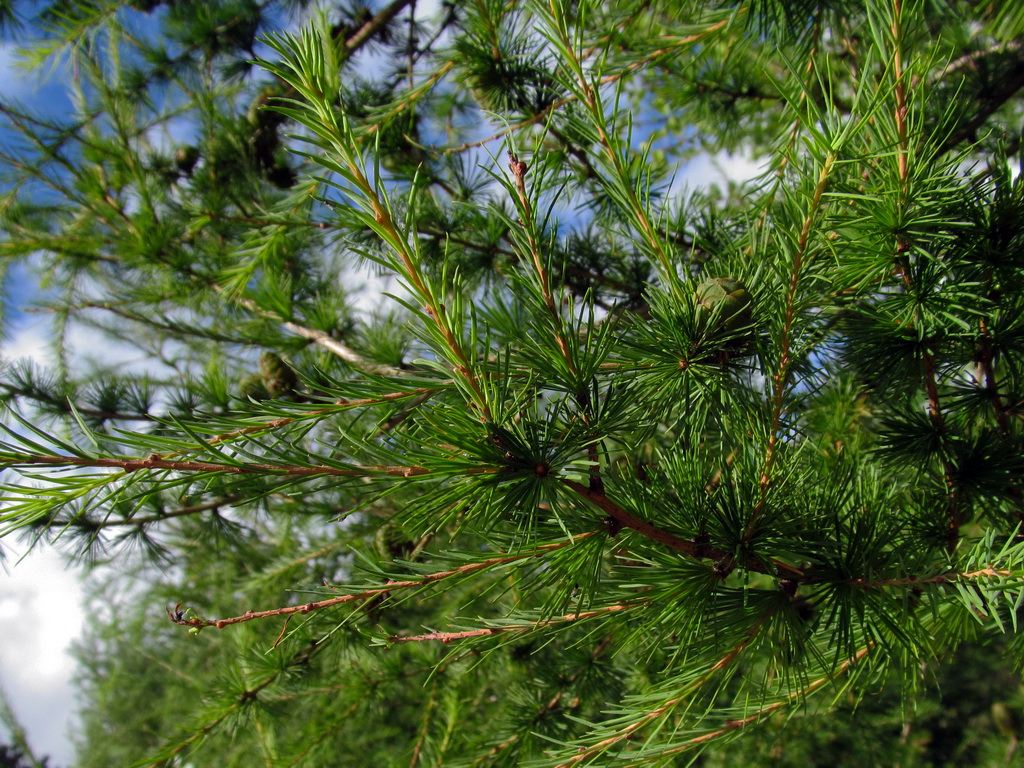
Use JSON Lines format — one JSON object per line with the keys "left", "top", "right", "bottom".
{"left": 846, "top": 567, "right": 1012, "bottom": 590}
{"left": 194, "top": 388, "right": 438, "bottom": 453}
{"left": 49, "top": 494, "right": 246, "bottom": 530}
{"left": 343, "top": 0, "right": 416, "bottom": 53}
{"left": 385, "top": 602, "right": 638, "bottom": 644}
{"left": 562, "top": 479, "right": 729, "bottom": 566}
{"left": 2, "top": 452, "right": 491, "bottom": 479}
{"left": 744, "top": 153, "right": 836, "bottom": 546}
{"left": 937, "top": 43, "right": 1024, "bottom": 155}
{"left": 167, "top": 534, "right": 599, "bottom": 629}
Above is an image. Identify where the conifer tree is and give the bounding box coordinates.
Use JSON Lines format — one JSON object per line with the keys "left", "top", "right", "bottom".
{"left": 3, "top": 1, "right": 1024, "bottom": 765}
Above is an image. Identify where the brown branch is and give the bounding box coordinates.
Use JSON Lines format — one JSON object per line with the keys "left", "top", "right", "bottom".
{"left": 937, "top": 46, "right": 1024, "bottom": 156}
{"left": 889, "top": 4, "right": 961, "bottom": 551}
{"left": 918, "top": 345, "right": 962, "bottom": 552}
{"left": 224, "top": 290, "right": 405, "bottom": 376}
{"left": 375, "top": 389, "right": 437, "bottom": 434}
{"left": 87, "top": 262, "right": 398, "bottom": 374}
{"left": 935, "top": 40, "right": 1024, "bottom": 82}
{"left": 846, "top": 567, "right": 1013, "bottom": 590}
{"left": 167, "top": 533, "right": 598, "bottom": 629}
{"left": 892, "top": 0, "right": 909, "bottom": 192}
{"left": 4, "top": 452, "right": 491, "bottom": 479}
{"left": 343, "top": 0, "right": 415, "bottom": 52}
{"left": 977, "top": 313, "right": 1023, "bottom": 521}
{"left": 564, "top": 479, "right": 804, "bottom": 577}
{"left": 561, "top": 479, "right": 733, "bottom": 566}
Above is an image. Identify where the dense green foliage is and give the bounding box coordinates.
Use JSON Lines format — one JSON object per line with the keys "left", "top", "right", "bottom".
{"left": 4, "top": 0, "right": 1024, "bottom": 765}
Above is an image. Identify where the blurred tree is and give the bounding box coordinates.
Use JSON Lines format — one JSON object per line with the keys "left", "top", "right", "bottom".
{"left": 0, "top": 687, "right": 52, "bottom": 768}
{"left": 0, "top": 746, "right": 49, "bottom": 768}
{"left": 3, "top": 0, "right": 1024, "bottom": 766}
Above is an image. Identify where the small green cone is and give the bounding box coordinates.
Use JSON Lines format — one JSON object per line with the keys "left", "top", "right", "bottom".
{"left": 375, "top": 522, "right": 415, "bottom": 560}
{"left": 238, "top": 373, "right": 269, "bottom": 401}
{"left": 696, "top": 277, "right": 753, "bottom": 332}
{"left": 259, "top": 352, "right": 299, "bottom": 399}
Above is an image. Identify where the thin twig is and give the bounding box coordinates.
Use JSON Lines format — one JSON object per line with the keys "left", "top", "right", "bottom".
{"left": 744, "top": 154, "right": 836, "bottom": 544}
{"left": 847, "top": 567, "right": 1013, "bottom": 590}
{"left": 168, "top": 533, "right": 599, "bottom": 629}
{"left": 554, "top": 617, "right": 767, "bottom": 767}
{"left": 634, "top": 644, "right": 874, "bottom": 763}
{"left": 52, "top": 494, "right": 246, "bottom": 530}
{"left": 198, "top": 388, "right": 438, "bottom": 451}
{"left": 890, "top": 0, "right": 960, "bottom": 552}
{"left": 387, "top": 602, "right": 637, "bottom": 644}
{"left": 4, "top": 452, "right": 491, "bottom": 479}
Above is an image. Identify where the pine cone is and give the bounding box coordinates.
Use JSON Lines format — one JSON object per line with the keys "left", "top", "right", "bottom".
{"left": 238, "top": 374, "right": 269, "bottom": 401}
{"left": 695, "top": 278, "right": 753, "bottom": 333}
{"left": 375, "top": 522, "right": 415, "bottom": 560}
{"left": 259, "top": 352, "right": 299, "bottom": 399}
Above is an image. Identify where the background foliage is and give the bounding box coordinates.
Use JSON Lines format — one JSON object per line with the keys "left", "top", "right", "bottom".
{"left": 3, "top": 0, "right": 1024, "bottom": 765}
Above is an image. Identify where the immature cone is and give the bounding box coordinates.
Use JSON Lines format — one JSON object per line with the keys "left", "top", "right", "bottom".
{"left": 259, "top": 352, "right": 299, "bottom": 399}
{"left": 238, "top": 374, "right": 269, "bottom": 401}
{"left": 375, "top": 522, "right": 415, "bottom": 560}
{"left": 696, "top": 277, "right": 753, "bottom": 333}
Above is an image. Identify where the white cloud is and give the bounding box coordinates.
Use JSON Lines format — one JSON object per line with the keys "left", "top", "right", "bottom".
{"left": 676, "top": 147, "right": 768, "bottom": 193}
{"left": 0, "top": 42, "right": 37, "bottom": 101}
{"left": 2, "top": 315, "right": 50, "bottom": 367}
{"left": 64, "top": 318, "right": 171, "bottom": 377}
{"left": 0, "top": 545, "right": 85, "bottom": 766}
